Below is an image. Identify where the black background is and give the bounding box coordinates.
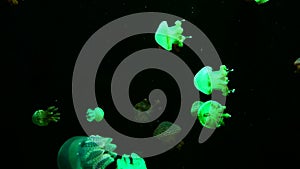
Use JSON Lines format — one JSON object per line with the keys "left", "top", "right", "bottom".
{"left": 3, "top": 0, "right": 300, "bottom": 168}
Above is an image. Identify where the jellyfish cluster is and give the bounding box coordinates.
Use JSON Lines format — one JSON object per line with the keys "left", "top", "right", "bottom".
{"left": 57, "top": 135, "right": 118, "bottom": 169}
{"left": 192, "top": 65, "right": 235, "bottom": 128}
{"left": 86, "top": 107, "right": 105, "bottom": 122}
{"left": 116, "top": 153, "right": 147, "bottom": 169}
{"left": 32, "top": 106, "right": 60, "bottom": 126}
{"left": 155, "top": 19, "right": 192, "bottom": 51}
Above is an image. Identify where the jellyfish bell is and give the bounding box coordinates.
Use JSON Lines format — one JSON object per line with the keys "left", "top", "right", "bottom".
{"left": 194, "top": 65, "right": 235, "bottom": 96}
{"left": 57, "top": 135, "right": 117, "bottom": 169}
{"left": 155, "top": 19, "right": 192, "bottom": 51}
{"left": 86, "top": 107, "right": 104, "bottom": 122}
{"left": 153, "top": 121, "right": 182, "bottom": 145}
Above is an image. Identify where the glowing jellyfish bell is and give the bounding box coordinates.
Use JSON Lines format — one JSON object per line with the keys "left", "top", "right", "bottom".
{"left": 194, "top": 65, "right": 235, "bottom": 96}
{"left": 116, "top": 153, "right": 147, "bottom": 169}
{"left": 57, "top": 135, "right": 117, "bottom": 169}
{"left": 197, "top": 100, "right": 231, "bottom": 129}
{"left": 255, "top": 0, "right": 269, "bottom": 5}
{"left": 294, "top": 58, "right": 300, "bottom": 73}
{"left": 86, "top": 107, "right": 104, "bottom": 122}
{"left": 32, "top": 106, "right": 60, "bottom": 126}
{"left": 155, "top": 19, "right": 192, "bottom": 51}
{"left": 190, "top": 100, "right": 204, "bottom": 117}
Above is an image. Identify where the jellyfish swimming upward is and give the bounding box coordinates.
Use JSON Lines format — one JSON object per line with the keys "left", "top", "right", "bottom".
{"left": 197, "top": 100, "right": 231, "bottom": 129}
{"left": 194, "top": 65, "right": 235, "bottom": 96}
{"left": 57, "top": 135, "right": 117, "bottom": 169}
{"left": 32, "top": 106, "right": 60, "bottom": 126}
{"left": 155, "top": 19, "right": 192, "bottom": 51}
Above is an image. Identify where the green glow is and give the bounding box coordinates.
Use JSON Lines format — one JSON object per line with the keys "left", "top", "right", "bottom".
{"left": 197, "top": 100, "right": 231, "bottom": 129}
{"left": 117, "top": 153, "right": 147, "bottom": 169}
{"left": 57, "top": 135, "right": 117, "bottom": 169}
{"left": 194, "top": 65, "right": 235, "bottom": 96}
{"left": 255, "top": 0, "right": 269, "bottom": 4}
{"left": 155, "top": 20, "right": 192, "bottom": 51}
{"left": 86, "top": 107, "right": 104, "bottom": 122}
{"left": 190, "top": 101, "right": 204, "bottom": 117}
{"left": 294, "top": 58, "right": 300, "bottom": 74}
{"left": 32, "top": 106, "right": 60, "bottom": 126}
{"left": 153, "top": 121, "right": 181, "bottom": 144}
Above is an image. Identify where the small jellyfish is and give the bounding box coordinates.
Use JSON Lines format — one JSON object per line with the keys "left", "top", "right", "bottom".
{"left": 133, "top": 98, "right": 161, "bottom": 123}
{"left": 57, "top": 135, "right": 117, "bottom": 169}
{"left": 194, "top": 65, "right": 235, "bottom": 96}
{"left": 197, "top": 100, "right": 231, "bottom": 129}
{"left": 155, "top": 19, "right": 192, "bottom": 51}
{"left": 32, "top": 106, "right": 60, "bottom": 126}
{"left": 86, "top": 107, "right": 104, "bottom": 122}
{"left": 254, "top": 0, "right": 269, "bottom": 5}
{"left": 190, "top": 100, "right": 204, "bottom": 117}
{"left": 153, "top": 121, "right": 182, "bottom": 144}
{"left": 294, "top": 58, "right": 300, "bottom": 74}
{"left": 116, "top": 153, "right": 147, "bottom": 169}
{"left": 7, "top": 0, "right": 19, "bottom": 5}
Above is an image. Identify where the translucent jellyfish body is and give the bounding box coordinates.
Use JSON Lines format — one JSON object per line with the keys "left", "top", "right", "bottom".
{"left": 190, "top": 101, "right": 204, "bottom": 117}
{"left": 86, "top": 107, "right": 104, "bottom": 122}
{"left": 197, "top": 100, "right": 231, "bottom": 129}
{"left": 294, "top": 58, "right": 300, "bottom": 74}
{"left": 57, "top": 135, "right": 117, "bottom": 169}
{"left": 153, "top": 121, "right": 182, "bottom": 144}
{"left": 194, "top": 65, "right": 235, "bottom": 96}
{"left": 155, "top": 19, "right": 192, "bottom": 51}
{"left": 255, "top": 0, "right": 269, "bottom": 4}
{"left": 116, "top": 153, "right": 147, "bottom": 169}
{"left": 133, "top": 98, "right": 161, "bottom": 123}
{"left": 32, "top": 106, "right": 60, "bottom": 126}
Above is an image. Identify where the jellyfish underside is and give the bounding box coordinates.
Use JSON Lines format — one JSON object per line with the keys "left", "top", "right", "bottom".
{"left": 194, "top": 65, "right": 235, "bottom": 96}
{"left": 57, "top": 135, "right": 117, "bottom": 169}
{"left": 197, "top": 100, "right": 231, "bottom": 129}
{"left": 155, "top": 20, "right": 191, "bottom": 51}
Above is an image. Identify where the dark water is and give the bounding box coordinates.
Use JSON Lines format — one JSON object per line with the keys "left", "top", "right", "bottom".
{"left": 4, "top": 0, "right": 300, "bottom": 168}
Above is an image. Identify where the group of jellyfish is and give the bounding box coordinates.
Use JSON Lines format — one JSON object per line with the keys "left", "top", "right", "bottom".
{"left": 154, "top": 19, "right": 235, "bottom": 129}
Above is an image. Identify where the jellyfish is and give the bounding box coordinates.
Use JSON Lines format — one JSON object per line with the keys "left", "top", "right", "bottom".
{"left": 7, "top": 0, "right": 19, "bottom": 5}
{"left": 190, "top": 100, "right": 204, "bottom": 117}
{"left": 155, "top": 19, "right": 192, "bottom": 51}
{"left": 254, "top": 0, "right": 269, "bottom": 5}
{"left": 32, "top": 106, "right": 60, "bottom": 126}
{"left": 294, "top": 58, "right": 300, "bottom": 74}
{"left": 153, "top": 121, "right": 182, "bottom": 144}
{"left": 116, "top": 153, "right": 147, "bottom": 169}
{"left": 57, "top": 135, "right": 117, "bottom": 169}
{"left": 133, "top": 98, "right": 161, "bottom": 122}
{"left": 197, "top": 100, "right": 231, "bottom": 129}
{"left": 194, "top": 65, "right": 235, "bottom": 96}
{"left": 86, "top": 107, "right": 104, "bottom": 122}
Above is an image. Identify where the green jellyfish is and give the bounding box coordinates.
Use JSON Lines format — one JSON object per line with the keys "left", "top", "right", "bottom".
{"left": 155, "top": 19, "right": 192, "bottom": 51}
{"left": 116, "top": 153, "right": 147, "bottom": 169}
{"left": 190, "top": 100, "right": 204, "bottom": 117}
{"left": 255, "top": 0, "right": 269, "bottom": 4}
{"left": 294, "top": 58, "right": 300, "bottom": 74}
{"left": 197, "top": 100, "right": 231, "bottom": 129}
{"left": 86, "top": 107, "right": 104, "bottom": 122}
{"left": 32, "top": 106, "right": 60, "bottom": 126}
{"left": 153, "top": 121, "right": 182, "bottom": 144}
{"left": 57, "top": 135, "right": 117, "bottom": 169}
{"left": 194, "top": 65, "right": 235, "bottom": 96}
